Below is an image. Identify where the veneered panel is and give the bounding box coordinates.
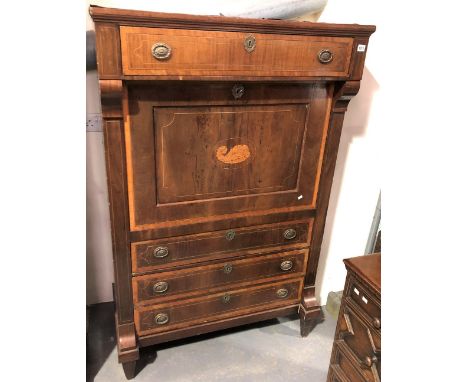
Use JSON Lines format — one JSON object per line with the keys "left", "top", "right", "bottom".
{"left": 155, "top": 104, "right": 306, "bottom": 204}
{"left": 125, "top": 82, "right": 332, "bottom": 230}
{"left": 120, "top": 26, "right": 353, "bottom": 78}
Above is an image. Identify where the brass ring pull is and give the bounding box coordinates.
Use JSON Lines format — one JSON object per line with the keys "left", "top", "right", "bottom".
{"left": 232, "top": 84, "right": 245, "bottom": 99}
{"left": 318, "top": 49, "right": 334, "bottom": 64}
{"left": 223, "top": 263, "right": 233, "bottom": 274}
{"left": 154, "top": 313, "right": 169, "bottom": 325}
{"left": 222, "top": 293, "right": 231, "bottom": 304}
{"left": 283, "top": 229, "right": 297, "bottom": 240}
{"left": 151, "top": 42, "right": 172, "bottom": 60}
{"left": 153, "top": 246, "right": 169, "bottom": 258}
{"left": 225, "top": 229, "right": 236, "bottom": 241}
{"left": 276, "top": 288, "right": 289, "bottom": 299}
{"left": 152, "top": 281, "right": 169, "bottom": 294}
{"left": 280, "top": 260, "right": 293, "bottom": 271}
{"left": 372, "top": 317, "right": 381, "bottom": 329}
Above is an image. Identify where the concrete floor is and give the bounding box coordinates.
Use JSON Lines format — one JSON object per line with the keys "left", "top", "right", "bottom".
{"left": 87, "top": 303, "right": 337, "bottom": 382}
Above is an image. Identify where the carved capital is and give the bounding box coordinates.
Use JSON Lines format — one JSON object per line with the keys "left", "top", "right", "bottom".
{"left": 99, "top": 79, "right": 123, "bottom": 98}
{"left": 99, "top": 79, "right": 124, "bottom": 119}
{"left": 332, "top": 80, "right": 361, "bottom": 113}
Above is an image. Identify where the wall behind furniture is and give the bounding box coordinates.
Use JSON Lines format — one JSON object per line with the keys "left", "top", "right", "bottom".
{"left": 314, "top": 0, "right": 381, "bottom": 303}
{"left": 86, "top": 0, "right": 380, "bottom": 305}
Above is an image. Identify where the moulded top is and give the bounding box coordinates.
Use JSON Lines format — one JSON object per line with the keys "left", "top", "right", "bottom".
{"left": 89, "top": 5, "right": 376, "bottom": 38}
{"left": 344, "top": 253, "right": 381, "bottom": 293}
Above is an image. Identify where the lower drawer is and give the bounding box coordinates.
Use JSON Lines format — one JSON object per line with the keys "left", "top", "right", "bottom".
{"left": 135, "top": 278, "right": 302, "bottom": 336}
{"left": 336, "top": 303, "right": 381, "bottom": 376}
{"left": 133, "top": 249, "right": 308, "bottom": 305}
{"left": 329, "top": 344, "right": 367, "bottom": 382}
{"left": 327, "top": 365, "right": 353, "bottom": 382}
{"left": 131, "top": 220, "right": 311, "bottom": 273}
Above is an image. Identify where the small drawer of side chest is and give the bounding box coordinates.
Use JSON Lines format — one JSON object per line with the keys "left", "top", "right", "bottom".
{"left": 120, "top": 26, "right": 353, "bottom": 77}
{"left": 345, "top": 275, "right": 381, "bottom": 331}
{"left": 133, "top": 249, "right": 308, "bottom": 305}
{"left": 131, "top": 221, "right": 311, "bottom": 273}
{"left": 335, "top": 304, "right": 381, "bottom": 381}
{"left": 135, "top": 278, "right": 302, "bottom": 336}
{"left": 329, "top": 344, "right": 367, "bottom": 382}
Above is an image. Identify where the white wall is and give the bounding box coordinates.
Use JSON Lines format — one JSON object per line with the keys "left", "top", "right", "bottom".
{"left": 86, "top": 0, "right": 380, "bottom": 304}
{"left": 315, "top": 1, "right": 381, "bottom": 303}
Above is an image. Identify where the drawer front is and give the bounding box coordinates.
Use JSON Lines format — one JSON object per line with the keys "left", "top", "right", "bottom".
{"left": 345, "top": 275, "right": 381, "bottom": 331}
{"left": 120, "top": 26, "right": 353, "bottom": 77}
{"left": 135, "top": 278, "right": 302, "bottom": 335}
{"left": 327, "top": 367, "right": 348, "bottom": 382}
{"left": 133, "top": 249, "right": 308, "bottom": 305}
{"left": 132, "top": 221, "right": 311, "bottom": 273}
{"left": 329, "top": 345, "right": 367, "bottom": 382}
{"left": 336, "top": 304, "right": 381, "bottom": 381}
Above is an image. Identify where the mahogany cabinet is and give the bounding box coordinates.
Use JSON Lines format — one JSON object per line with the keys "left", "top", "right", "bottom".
{"left": 90, "top": 5, "right": 375, "bottom": 379}
{"left": 327, "top": 254, "right": 381, "bottom": 382}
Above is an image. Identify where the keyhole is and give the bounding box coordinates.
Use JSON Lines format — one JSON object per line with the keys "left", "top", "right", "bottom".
{"left": 248, "top": 41, "right": 252, "bottom": 48}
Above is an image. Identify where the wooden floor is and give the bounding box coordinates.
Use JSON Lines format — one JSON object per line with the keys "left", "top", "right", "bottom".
{"left": 86, "top": 302, "right": 337, "bottom": 381}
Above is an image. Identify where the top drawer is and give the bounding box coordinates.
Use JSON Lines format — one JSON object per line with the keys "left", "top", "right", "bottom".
{"left": 120, "top": 26, "right": 353, "bottom": 77}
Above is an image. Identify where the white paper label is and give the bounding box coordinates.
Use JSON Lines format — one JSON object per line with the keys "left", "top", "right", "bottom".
{"left": 353, "top": 288, "right": 360, "bottom": 295}
{"left": 362, "top": 296, "right": 368, "bottom": 304}
{"left": 297, "top": 194, "right": 303, "bottom": 200}
{"left": 357, "top": 44, "right": 366, "bottom": 52}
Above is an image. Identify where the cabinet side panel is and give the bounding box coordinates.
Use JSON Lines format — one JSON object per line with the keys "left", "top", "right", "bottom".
{"left": 104, "top": 120, "right": 133, "bottom": 323}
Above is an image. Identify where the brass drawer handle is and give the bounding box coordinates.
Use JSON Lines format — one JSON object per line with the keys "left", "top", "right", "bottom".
{"left": 222, "top": 293, "right": 231, "bottom": 304}
{"left": 223, "top": 263, "right": 233, "bottom": 274}
{"left": 318, "top": 49, "right": 334, "bottom": 64}
{"left": 276, "top": 288, "right": 289, "bottom": 299}
{"left": 280, "top": 260, "right": 293, "bottom": 271}
{"left": 372, "top": 317, "right": 381, "bottom": 329}
{"left": 154, "top": 313, "right": 169, "bottom": 325}
{"left": 283, "top": 228, "right": 297, "bottom": 240}
{"left": 153, "top": 246, "right": 169, "bottom": 258}
{"left": 151, "top": 42, "right": 172, "bottom": 60}
{"left": 225, "top": 229, "right": 236, "bottom": 241}
{"left": 152, "top": 281, "right": 169, "bottom": 294}
{"left": 232, "top": 84, "right": 245, "bottom": 99}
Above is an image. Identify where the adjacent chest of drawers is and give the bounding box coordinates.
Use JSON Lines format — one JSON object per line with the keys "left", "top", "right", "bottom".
{"left": 328, "top": 254, "right": 381, "bottom": 382}
{"left": 90, "top": 6, "right": 375, "bottom": 379}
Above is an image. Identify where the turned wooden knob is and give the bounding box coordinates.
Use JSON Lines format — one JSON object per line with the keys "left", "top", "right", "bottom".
{"left": 364, "top": 355, "right": 378, "bottom": 367}
{"left": 372, "top": 317, "right": 381, "bottom": 329}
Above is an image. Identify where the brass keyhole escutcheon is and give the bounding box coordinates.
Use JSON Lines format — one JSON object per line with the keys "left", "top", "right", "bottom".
{"left": 223, "top": 263, "right": 233, "bottom": 274}
{"left": 276, "top": 288, "right": 289, "bottom": 299}
{"left": 154, "top": 313, "right": 169, "bottom": 325}
{"left": 318, "top": 49, "right": 334, "bottom": 64}
{"left": 244, "top": 34, "right": 256, "bottom": 53}
{"left": 151, "top": 42, "right": 172, "bottom": 60}
{"left": 232, "top": 84, "right": 245, "bottom": 99}
{"left": 283, "top": 229, "right": 297, "bottom": 240}
{"left": 153, "top": 246, "right": 169, "bottom": 258}
{"left": 280, "top": 260, "right": 293, "bottom": 271}
{"left": 153, "top": 281, "right": 169, "bottom": 294}
{"left": 225, "top": 229, "right": 236, "bottom": 241}
{"left": 222, "top": 293, "right": 231, "bottom": 304}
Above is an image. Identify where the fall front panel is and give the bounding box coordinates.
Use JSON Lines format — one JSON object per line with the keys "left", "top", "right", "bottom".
{"left": 125, "top": 82, "right": 332, "bottom": 230}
